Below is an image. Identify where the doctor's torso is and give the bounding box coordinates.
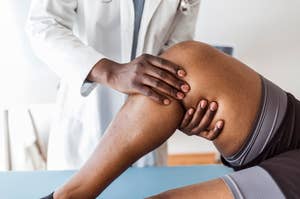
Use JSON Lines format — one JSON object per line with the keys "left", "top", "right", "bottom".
{"left": 73, "top": 0, "right": 180, "bottom": 62}
{"left": 74, "top": 0, "right": 122, "bottom": 62}
{"left": 47, "top": 0, "right": 185, "bottom": 169}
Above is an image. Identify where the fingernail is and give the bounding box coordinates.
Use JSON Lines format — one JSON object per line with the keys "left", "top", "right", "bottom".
{"left": 177, "top": 69, "right": 186, "bottom": 77}
{"left": 177, "top": 92, "right": 185, "bottom": 99}
{"left": 164, "top": 99, "right": 170, "bottom": 105}
{"left": 217, "top": 121, "right": 223, "bottom": 129}
{"left": 188, "top": 108, "right": 194, "bottom": 115}
{"left": 200, "top": 100, "right": 207, "bottom": 109}
{"left": 181, "top": 84, "right": 190, "bottom": 92}
{"left": 210, "top": 102, "right": 217, "bottom": 111}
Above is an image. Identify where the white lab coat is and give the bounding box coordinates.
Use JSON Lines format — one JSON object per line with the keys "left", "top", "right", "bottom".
{"left": 26, "top": 0, "right": 200, "bottom": 170}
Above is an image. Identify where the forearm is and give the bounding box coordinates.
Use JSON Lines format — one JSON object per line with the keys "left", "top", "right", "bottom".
{"left": 55, "top": 95, "right": 184, "bottom": 198}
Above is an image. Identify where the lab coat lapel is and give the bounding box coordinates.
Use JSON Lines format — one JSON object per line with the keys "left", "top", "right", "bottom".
{"left": 137, "top": 0, "right": 162, "bottom": 56}
{"left": 120, "top": 0, "right": 134, "bottom": 62}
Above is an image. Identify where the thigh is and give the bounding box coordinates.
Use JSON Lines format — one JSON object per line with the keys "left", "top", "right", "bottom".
{"left": 147, "top": 178, "right": 233, "bottom": 199}
{"left": 161, "top": 41, "right": 262, "bottom": 157}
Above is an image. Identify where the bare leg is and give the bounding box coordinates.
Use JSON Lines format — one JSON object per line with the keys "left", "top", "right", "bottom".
{"left": 148, "top": 179, "right": 233, "bottom": 199}
{"left": 54, "top": 41, "right": 261, "bottom": 198}
{"left": 54, "top": 95, "right": 185, "bottom": 198}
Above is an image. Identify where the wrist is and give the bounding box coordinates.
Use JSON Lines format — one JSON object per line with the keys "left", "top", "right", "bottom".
{"left": 87, "top": 58, "right": 118, "bottom": 85}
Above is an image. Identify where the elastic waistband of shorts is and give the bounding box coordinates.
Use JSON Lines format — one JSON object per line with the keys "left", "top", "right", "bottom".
{"left": 223, "top": 76, "right": 288, "bottom": 166}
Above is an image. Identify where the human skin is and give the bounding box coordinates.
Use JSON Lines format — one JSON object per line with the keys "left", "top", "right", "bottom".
{"left": 88, "top": 54, "right": 190, "bottom": 105}
{"left": 180, "top": 100, "right": 224, "bottom": 139}
{"left": 89, "top": 51, "right": 224, "bottom": 139}
{"left": 147, "top": 179, "right": 233, "bottom": 199}
{"left": 54, "top": 41, "right": 261, "bottom": 199}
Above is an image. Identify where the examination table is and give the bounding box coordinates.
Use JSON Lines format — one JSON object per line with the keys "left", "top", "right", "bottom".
{"left": 0, "top": 165, "right": 232, "bottom": 199}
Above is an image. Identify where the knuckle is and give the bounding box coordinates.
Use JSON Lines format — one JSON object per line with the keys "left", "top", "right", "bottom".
{"left": 207, "top": 137, "right": 213, "bottom": 141}
{"left": 132, "top": 78, "right": 140, "bottom": 88}
{"left": 207, "top": 135, "right": 215, "bottom": 141}
{"left": 154, "top": 79, "right": 161, "bottom": 87}
{"left": 179, "top": 122, "right": 187, "bottom": 130}
{"left": 145, "top": 88, "right": 152, "bottom": 96}
{"left": 209, "top": 131, "right": 218, "bottom": 140}
{"left": 155, "top": 96, "right": 164, "bottom": 104}
{"left": 190, "top": 129, "right": 199, "bottom": 136}
{"left": 159, "top": 58, "right": 166, "bottom": 65}
{"left": 185, "top": 131, "right": 194, "bottom": 136}
{"left": 196, "top": 126, "right": 205, "bottom": 133}
{"left": 134, "top": 63, "right": 145, "bottom": 74}
{"left": 187, "top": 123, "right": 195, "bottom": 129}
{"left": 185, "top": 127, "right": 194, "bottom": 135}
{"left": 207, "top": 133, "right": 215, "bottom": 140}
{"left": 132, "top": 75, "right": 141, "bottom": 85}
{"left": 158, "top": 70, "right": 167, "bottom": 78}
{"left": 136, "top": 62, "right": 144, "bottom": 69}
{"left": 181, "top": 126, "right": 189, "bottom": 133}
{"left": 170, "top": 88, "right": 177, "bottom": 96}
{"left": 181, "top": 121, "right": 187, "bottom": 129}
{"left": 200, "top": 131, "right": 210, "bottom": 139}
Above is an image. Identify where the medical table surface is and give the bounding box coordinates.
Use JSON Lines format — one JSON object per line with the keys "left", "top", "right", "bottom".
{"left": 0, "top": 165, "right": 232, "bottom": 199}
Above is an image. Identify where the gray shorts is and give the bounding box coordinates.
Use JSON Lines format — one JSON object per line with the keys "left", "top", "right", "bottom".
{"left": 220, "top": 76, "right": 300, "bottom": 199}
{"left": 223, "top": 76, "right": 288, "bottom": 166}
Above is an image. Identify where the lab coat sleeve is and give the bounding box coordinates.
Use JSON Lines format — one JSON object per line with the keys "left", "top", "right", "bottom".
{"left": 26, "top": 0, "right": 103, "bottom": 97}
{"left": 161, "top": 0, "right": 201, "bottom": 52}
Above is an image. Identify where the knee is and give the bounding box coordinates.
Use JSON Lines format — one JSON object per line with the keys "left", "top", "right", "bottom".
{"left": 162, "top": 41, "right": 218, "bottom": 65}
{"left": 160, "top": 41, "right": 223, "bottom": 106}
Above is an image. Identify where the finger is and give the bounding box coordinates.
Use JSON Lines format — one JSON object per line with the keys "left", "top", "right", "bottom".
{"left": 143, "top": 63, "right": 190, "bottom": 93}
{"left": 210, "top": 120, "right": 224, "bottom": 140}
{"left": 135, "top": 84, "right": 170, "bottom": 105}
{"left": 141, "top": 75, "right": 185, "bottom": 100}
{"left": 191, "top": 101, "right": 218, "bottom": 134}
{"left": 184, "top": 100, "right": 208, "bottom": 131}
{"left": 199, "top": 120, "right": 224, "bottom": 141}
{"left": 145, "top": 54, "right": 187, "bottom": 78}
{"left": 179, "top": 108, "right": 195, "bottom": 130}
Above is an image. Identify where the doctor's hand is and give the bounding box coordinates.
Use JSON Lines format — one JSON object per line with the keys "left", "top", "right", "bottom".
{"left": 179, "top": 100, "right": 224, "bottom": 141}
{"left": 88, "top": 54, "right": 190, "bottom": 105}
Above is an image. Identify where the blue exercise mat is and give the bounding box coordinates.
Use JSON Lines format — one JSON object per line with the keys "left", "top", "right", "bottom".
{"left": 0, "top": 165, "right": 232, "bottom": 199}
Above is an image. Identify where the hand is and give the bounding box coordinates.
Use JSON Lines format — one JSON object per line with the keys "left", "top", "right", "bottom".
{"left": 88, "top": 54, "right": 190, "bottom": 105}
{"left": 179, "top": 99, "right": 224, "bottom": 140}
